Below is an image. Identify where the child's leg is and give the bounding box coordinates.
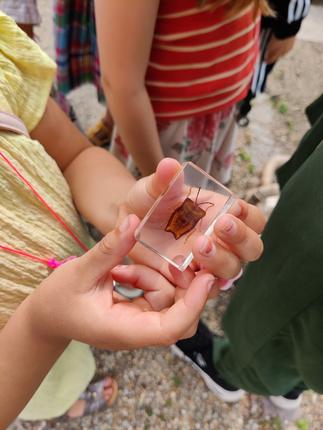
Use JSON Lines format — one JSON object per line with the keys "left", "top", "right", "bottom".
{"left": 19, "top": 341, "right": 95, "bottom": 420}
{"left": 18, "top": 339, "right": 118, "bottom": 420}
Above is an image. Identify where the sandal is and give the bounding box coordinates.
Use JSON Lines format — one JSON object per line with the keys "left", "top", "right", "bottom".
{"left": 80, "top": 377, "right": 118, "bottom": 407}
{"left": 59, "top": 377, "right": 118, "bottom": 420}
{"left": 87, "top": 118, "right": 113, "bottom": 147}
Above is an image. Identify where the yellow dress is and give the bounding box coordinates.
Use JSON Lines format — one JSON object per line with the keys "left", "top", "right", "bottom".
{"left": 0, "top": 13, "right": 95, "bottom": 419}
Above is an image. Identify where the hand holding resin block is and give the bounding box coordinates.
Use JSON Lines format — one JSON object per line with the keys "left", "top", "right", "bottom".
{"left": 135, "top": 162, "right": 235, "bottom": 271}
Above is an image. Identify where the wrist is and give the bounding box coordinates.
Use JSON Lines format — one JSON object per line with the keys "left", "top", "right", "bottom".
{"left": 23, "top": 294, "right": 70, "bottom": 351}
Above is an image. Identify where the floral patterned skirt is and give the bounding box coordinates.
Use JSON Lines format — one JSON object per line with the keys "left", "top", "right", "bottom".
{"left": 110, "top": 106, "right": 237, "bottom": 185}
{"left": 0, "top": 0, "right": 40, "bottom": 25}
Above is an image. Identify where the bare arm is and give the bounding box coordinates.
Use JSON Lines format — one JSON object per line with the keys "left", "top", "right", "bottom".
{"left": 94, "top": 0, "right": 163, "bottom": 176}
{"left": 0, "top": 203, "right": 265, "bottom": 428}
{"left": 31, "top": 98, "right": 135, "bottom": 234}
{"left": 0, "top": 218, "right": 215, "bottom": 428}
{"left": 0, "top": 298, "right": 67, "bottom": 430}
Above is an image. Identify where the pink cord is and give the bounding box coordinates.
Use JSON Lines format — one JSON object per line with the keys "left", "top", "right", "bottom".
{"left": 47, "top": 256, "right": 77, "bottom": 268}
{"left": 0, "top": 244, "right": 76, "bottom": 268}
{"left": 0, "top": 151, "right": 88, "bottom": 252}
{"left": 0, "top": 150, "right": 89, "bottom": 268}
{"left": 0, "top": 244, "right": 53, "bottom": 266}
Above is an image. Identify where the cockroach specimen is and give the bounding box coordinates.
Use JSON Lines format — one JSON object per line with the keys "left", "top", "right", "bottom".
{"left": 165, "top": 187, "right": 214, "bottom": 240}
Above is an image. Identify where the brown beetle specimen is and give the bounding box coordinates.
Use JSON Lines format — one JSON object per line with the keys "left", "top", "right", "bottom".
{"left": 165, "top": 188, "right": 214, "bottom": 240}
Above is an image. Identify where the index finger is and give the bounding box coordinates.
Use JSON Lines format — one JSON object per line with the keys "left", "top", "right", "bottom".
{"left": 229, "top": 199, "right": 266, "bottom": 234}
{"left": 123, "top": 272, "right": 215, "bottom": 348}
{"left": 213, "top": 214, "right": 264, "bottom": 262}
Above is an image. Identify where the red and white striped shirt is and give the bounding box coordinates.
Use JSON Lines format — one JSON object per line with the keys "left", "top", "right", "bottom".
{"left": 146, "top": 0, "right": 260, "bottom": 120}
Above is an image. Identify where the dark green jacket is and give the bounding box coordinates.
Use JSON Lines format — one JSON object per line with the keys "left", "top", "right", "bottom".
{"left": 214, "top": 95, "right": 323, "bottom": 395}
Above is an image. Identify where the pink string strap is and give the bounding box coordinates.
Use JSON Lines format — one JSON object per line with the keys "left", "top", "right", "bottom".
{"left": 0, "top": 151, "right": 88, "bottom": 252}
{"left": 46, "top": 256, "right": 77, "bottom": 268}
{"left": 0, "top": 244, "right": 77, "bottom": 268}
{"left": 0, "top": 150, "right": 89, "bottom": 268}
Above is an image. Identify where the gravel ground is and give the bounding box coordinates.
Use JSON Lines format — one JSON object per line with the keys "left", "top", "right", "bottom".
{"left": 9, "top": 1, "right": 323, "bottom": 429}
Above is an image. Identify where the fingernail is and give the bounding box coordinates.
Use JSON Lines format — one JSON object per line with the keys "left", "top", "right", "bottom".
{"left": 199, "top": 237, "right": 216, "bottom": 257}
{"left": 173, "top": 255, "right": 186, "bottom": 267}
{"left": 119, "top": 215, "right": 130, "bottom": 233}
{"left": 218, "top": 278, "right": 233, "bottom": 291}
{"left": 218, "top": 268, "right": 243, "bottom": 291}
{"left": 218, "top": 278, "right": 230, "bottom": 288}
{"left": 231, "top": 202, "right": 242, "bottom": 217}
{"left": 220, "top": 219, "right": 237, "bottom": 235}
{"left": 113, "top": 265, "right": 128, "bottom": 271}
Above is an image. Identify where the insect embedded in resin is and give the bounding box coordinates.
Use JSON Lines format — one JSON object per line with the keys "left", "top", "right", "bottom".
{"left": 165, "top": 187, "right": 214, "bottom": 240}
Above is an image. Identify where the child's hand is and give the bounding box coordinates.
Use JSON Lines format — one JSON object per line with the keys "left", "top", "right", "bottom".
{"left": 123, "top": 158, "right": 265, "bottom": 283}
{"left": 26, "top": 214, "right": 214, "bottom": 349}
{"left": 192, "top": 199, "right": 265, "bottom": 280}
{"left": 264, "top": 35, "right": 296, "bottom": 65}
{"left": 170, "top": 199, "right": 265, "bottom": 298}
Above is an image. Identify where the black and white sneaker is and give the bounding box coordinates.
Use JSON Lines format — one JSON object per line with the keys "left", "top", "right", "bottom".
{"left": 269, "top": 387, "right": 304, "bottom": 410}
{"left": 171, "top": 321, "right": 244, "bottom": 403}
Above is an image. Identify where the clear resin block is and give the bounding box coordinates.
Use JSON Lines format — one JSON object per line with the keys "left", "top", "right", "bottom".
{"left": 135, "top": 162, "right": 235, "bottom": 271}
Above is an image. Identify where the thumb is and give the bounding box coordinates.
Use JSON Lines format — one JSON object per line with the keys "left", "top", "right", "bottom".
{"left": 180, "top": 271, "right": 216, "bottom": 313}
{"left": 160, "top": 272, "right": 216, "bottom": 340}
{"left": 148, "top": 158, "right": 182, "bottom": 197}
{"left": 127, "top": 158, "right": 181, "bottom": 218}
{"left": 77, "top": 214, "right": 140, "bottom": 281}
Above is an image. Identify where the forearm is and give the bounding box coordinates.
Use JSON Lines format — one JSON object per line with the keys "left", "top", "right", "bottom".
{"left": 94, "top": 0, "right": 161, "bottom": 176}
{"left": 64, "top": 146, "right": 135, "bottom": 234}
{"left": 107, "top": 85, "right": 164, "bottom": 176}
{"left": 30, "top": 98, "right": 136, "bottom": 234}
{"left": 0, "top": 298, "right": 68, "bottom": 429}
